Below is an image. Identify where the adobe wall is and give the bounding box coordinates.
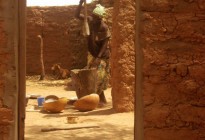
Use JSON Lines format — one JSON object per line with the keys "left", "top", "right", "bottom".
{"left": 0, "top": 0, "right": 18, "bottom": 139}
{"left": 111, "top": 0, "right": 135, "bottom": 112}
{"left": 141, "top": 1, "right": 205, "bottom": 139}
{"left": 26, "top": 4, "right": 113, "bottom": 75}
{"left": 26, "top": 6, "right": 87, "bottom": 75}
{"left": 111, "top": 0, "right": 205, "bottom": 139}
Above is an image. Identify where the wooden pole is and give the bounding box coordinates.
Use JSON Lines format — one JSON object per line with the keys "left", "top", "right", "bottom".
{"left": 41, "top": 125, "right": 100, "bottom": 132}
{"left": 134, "top": 0, "right": 144, "bottom": 139}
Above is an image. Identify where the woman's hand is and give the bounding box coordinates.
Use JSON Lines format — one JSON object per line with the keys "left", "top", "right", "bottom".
{"left": 90, "top": 58, "right": 101, "bottom": 68}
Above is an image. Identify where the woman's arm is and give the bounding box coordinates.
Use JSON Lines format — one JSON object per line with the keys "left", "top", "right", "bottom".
{"left": 89, "top": 38, "right": 109, "bottom": 68}
{"left": 98, "top": 24, "right": 110, "bottom": 58}
{"left": 97, "top": 38, "right": 109, "bottom": 58}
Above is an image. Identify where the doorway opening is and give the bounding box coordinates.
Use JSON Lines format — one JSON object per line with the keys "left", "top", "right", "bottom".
{"left": 23, "top": 0, "right": 135, "bottom": 140}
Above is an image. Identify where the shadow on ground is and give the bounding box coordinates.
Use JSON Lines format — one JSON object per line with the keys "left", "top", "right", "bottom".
{"left": 25, "top": 123, "right": 134, "bottom": 140}
{"left": 42, "top": 107, "right": 116, "bottom": 118}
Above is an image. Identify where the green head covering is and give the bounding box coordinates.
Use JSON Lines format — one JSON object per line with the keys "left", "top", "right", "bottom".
{"left": 92, "top": 4, "right": 106, "bottom": 18}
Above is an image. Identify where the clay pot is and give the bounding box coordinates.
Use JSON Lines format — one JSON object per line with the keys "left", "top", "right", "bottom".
{"left": 43, "top": 95, "right": 68, "bottom": 113}
{"left": 45, "top": 95, "right": 59, "bottom": 100}
{"left": 74, "top": 94, "right": 99, "bottom": 112}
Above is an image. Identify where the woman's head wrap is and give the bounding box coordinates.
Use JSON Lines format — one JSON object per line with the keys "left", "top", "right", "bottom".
{"left": 93, "top": 4, "right": 106, "bottom": 18}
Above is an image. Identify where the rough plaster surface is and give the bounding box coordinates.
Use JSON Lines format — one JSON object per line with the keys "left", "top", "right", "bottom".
{"left": 26, "top": 6, "right": 87, "bottom": 75}
{"left": 141, "top": 0, "right": 205, "bottom": 139}
{"left": 111, "top": 0, "right": 135, "bottom": 112}
{"left": 0, "top": 1, "right": 16, "bottom": 139}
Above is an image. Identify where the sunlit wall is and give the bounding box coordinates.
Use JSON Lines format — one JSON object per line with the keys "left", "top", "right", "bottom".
{"left": 27, "top": 0, "right": 92, "bottom": 6}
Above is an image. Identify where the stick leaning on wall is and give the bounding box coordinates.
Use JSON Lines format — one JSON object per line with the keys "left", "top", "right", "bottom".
{"left": 37, "top": 35, "right": 45, "bottom": 80}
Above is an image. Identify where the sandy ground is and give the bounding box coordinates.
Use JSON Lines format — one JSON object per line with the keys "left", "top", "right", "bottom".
{"left": 25, "top": 76, "right": 134, "bottom": 140}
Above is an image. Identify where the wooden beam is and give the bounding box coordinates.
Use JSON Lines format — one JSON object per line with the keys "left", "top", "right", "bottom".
{"left": 18, "top": 0, "right": 26, "bottom": 140}
{"left": 134, "top": 0, "right": 144, "bottom": 139}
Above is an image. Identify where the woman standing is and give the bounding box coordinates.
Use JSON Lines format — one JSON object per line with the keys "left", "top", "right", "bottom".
{"left": 75, "top": 0, "right": 111, "bottom": 104}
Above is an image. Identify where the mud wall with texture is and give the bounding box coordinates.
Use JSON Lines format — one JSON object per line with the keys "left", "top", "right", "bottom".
{"left": 141, "top": 1, "right": 205, "bottom": 139}
{"left": 26, "top": 4, "right": 113, "bottom": 75}
{"left": 0, "top": 0, "right": 18, "bottom": 139}
{"left": 26, "top": 6, "right": 87, "bottom": 75}
{"left": 111, "top": 0, "right": 135, "bottom": 112}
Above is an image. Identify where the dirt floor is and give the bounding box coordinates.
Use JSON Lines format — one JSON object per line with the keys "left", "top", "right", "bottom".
{"left": 25, "top": 76, "right": 134, "bottom": 140}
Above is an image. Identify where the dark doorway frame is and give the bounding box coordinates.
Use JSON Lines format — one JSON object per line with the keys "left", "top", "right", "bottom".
{"left": 18, "top": 0, "right": 26, "bottom": 139}
{"left": 134, "top": 0, "right": 144, "bottom": 140}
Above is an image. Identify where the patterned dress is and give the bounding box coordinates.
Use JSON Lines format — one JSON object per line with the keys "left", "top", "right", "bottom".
{"left": 87, "top": 19, "right": 111, "bottom": 96}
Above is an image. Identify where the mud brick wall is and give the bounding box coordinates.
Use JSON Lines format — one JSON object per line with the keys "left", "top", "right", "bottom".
{"left": 0, "top": 0, "right": 18, "bottom": 139}
{"left": 26, "top": 4, "right": 113, "bottom": 75}
{"left": 141, "top": 1, "right": 205, "bottom": 139}
{"left": 111, "top": 0, "right": 135, "bottom": 112}
{"left": 26, "top": 6, "right": 87, "bottom": 75}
